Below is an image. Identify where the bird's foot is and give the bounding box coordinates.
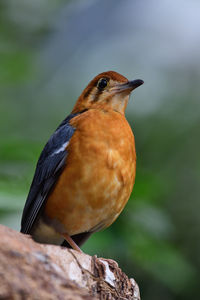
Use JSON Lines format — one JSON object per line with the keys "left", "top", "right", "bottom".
{"left": 62, "top": 233, "right": 83, "bottom": 252}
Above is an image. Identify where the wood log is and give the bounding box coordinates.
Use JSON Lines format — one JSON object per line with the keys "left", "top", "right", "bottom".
{"left": 0, "top": 225, "right": 140, "bottom": 299}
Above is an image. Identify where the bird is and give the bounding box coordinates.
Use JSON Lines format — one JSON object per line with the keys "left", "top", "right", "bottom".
{"left": 20, "top": 71, "right": 143, "bottom": 252}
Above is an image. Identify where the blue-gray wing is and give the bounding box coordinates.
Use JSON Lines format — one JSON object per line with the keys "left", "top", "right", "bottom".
{"left": 20, "top": 113, "right": 78, "bottom": 234}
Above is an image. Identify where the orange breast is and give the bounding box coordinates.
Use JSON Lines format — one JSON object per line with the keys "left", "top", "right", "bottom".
{"left": 44, "top": 109, "right": 136, "bottom": 236}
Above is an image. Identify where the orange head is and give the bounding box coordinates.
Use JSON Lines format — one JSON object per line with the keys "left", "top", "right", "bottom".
{"left": 72, "top": 71, "right": 143, "bottom": 114}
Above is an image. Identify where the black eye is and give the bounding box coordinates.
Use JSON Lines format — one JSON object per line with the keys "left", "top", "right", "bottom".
{"left": 97, "top": 78, "right": 108, "bottom": 90}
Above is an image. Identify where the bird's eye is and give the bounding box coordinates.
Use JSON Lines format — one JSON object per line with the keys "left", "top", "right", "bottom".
{"left": 97, "top": 78, "right": 109, "bottom": 90}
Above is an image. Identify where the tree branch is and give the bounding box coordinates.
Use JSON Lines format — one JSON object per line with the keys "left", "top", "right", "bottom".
{"left": 0, "top": 225, "right": 140, "bottom": 299}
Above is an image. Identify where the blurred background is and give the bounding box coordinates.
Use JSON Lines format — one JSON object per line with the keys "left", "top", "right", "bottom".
{"left": 0, "top": 0, "right": 200, "bottom": 299}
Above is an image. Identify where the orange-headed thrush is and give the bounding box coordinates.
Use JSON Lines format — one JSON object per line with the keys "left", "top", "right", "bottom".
{"left": 21, "top": 71, "right": 143, "bottom": 251}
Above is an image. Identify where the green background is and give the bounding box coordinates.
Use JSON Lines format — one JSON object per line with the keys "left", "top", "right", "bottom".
{"left": 0, "top": 1, "right": 200, "bottom": 299}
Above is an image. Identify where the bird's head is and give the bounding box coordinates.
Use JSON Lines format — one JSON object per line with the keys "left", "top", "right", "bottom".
{"left": 72, "top": 71, "right": 143, "bottom": 114}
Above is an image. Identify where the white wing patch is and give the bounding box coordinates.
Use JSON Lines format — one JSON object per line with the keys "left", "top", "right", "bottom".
{"left": 52, "top": 141, "right": 69, "bottom": 155}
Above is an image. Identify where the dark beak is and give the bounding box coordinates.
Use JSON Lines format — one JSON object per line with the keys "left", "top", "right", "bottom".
{"left": 127, "top": 79, "right": 144, "bottom": 90}
{"left": 113, "top": 79, "right": 144, "bottom": 93}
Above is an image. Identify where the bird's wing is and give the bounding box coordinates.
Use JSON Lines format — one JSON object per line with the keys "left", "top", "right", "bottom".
{"left": 20, "top": 113, "right": 79, "bottom": 234}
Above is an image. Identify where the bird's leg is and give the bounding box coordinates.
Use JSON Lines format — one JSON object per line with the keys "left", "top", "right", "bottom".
{"left": 62, "top": 233, "right": 83, "bottom": 252}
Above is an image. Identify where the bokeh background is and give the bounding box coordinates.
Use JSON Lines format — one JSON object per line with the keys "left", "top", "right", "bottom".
{"left": 1, "top": 0, "right": 200, "bottom": 299}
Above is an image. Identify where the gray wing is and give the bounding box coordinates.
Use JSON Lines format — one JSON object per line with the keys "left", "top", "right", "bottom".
{"left": 20, "top": 113, "right": 78, "bottom": 234}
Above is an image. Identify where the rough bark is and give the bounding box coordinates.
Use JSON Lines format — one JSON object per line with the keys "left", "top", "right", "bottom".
{"left": 0, "top": 225, "right": 140, "bottom": 299}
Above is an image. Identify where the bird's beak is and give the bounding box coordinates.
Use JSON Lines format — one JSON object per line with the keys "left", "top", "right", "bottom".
{"left": 112, "top": 79, "right": 144, "bottom": 94}
{"left": 125, "top": 79, "right": 144, "bottom": 91}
